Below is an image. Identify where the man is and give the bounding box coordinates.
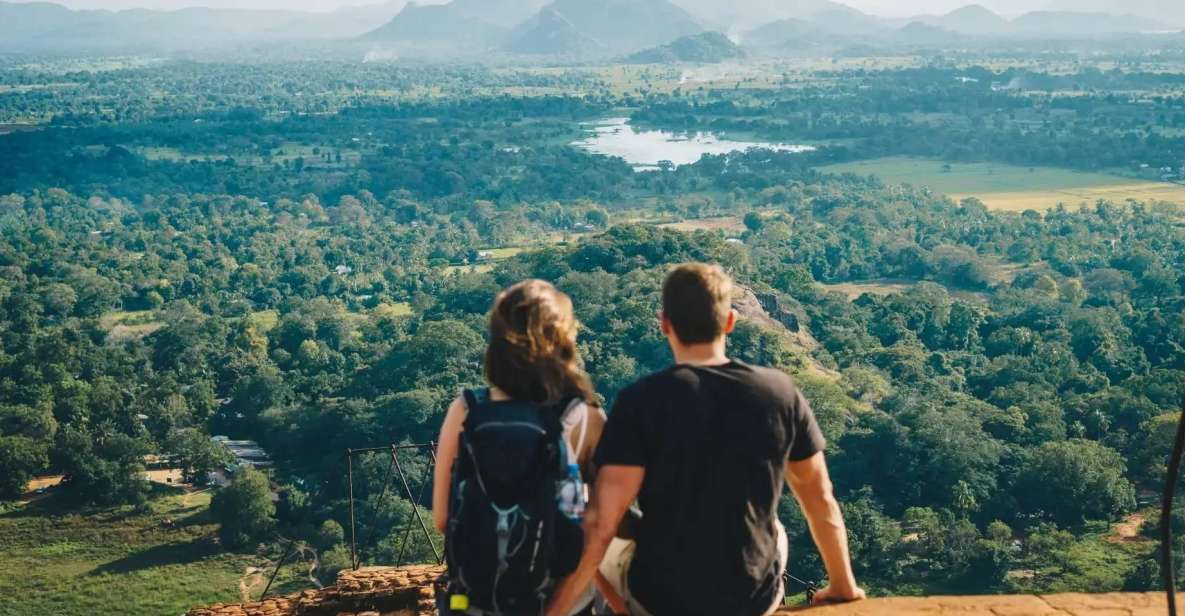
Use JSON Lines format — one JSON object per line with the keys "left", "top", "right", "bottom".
{"left": 547, "top": 263, "right": 864, "bottom": 616}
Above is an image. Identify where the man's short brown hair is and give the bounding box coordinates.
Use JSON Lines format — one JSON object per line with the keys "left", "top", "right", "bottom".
{"left": 662, "top": 263, "right": 733, "bottom": 344}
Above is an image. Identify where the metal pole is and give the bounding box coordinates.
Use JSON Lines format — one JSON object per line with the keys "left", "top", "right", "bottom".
{"left": 391, "top": 445, "right": 441, "bottom": 563}
{"left": 261, "top": 540, "right": 297, "bottom": 599}
{"left": 396, "top": 448, "right": 436, "bottom": 566}
{"left": 347, "top": 449, "right": 358, "bottom": 571}
{"left": 360, "top": 448, "right": 398, "bottom": 557}
{"left": 1161, "top": 398, "right": 1185, "bottom": 616}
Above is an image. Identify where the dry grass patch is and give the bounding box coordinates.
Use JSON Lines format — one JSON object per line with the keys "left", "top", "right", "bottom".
{"left": 819, "top": 157, "right": 1185, "bottom": 211}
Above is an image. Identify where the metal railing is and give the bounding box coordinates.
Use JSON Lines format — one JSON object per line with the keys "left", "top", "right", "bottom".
{"left": 345, "top": 443, "right": 442, "bottom": 571}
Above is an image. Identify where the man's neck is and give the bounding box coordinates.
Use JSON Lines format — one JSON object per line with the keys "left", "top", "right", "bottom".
{"left": 670, "top": 340, "right": 730, "bottom": 367}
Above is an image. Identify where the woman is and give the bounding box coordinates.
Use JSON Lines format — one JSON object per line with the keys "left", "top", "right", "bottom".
{"left": 433, "top": 280, "right": 606, "bottom": 616}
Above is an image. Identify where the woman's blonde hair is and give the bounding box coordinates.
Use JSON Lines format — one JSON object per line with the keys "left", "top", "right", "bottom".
{"left": 484, "top": 280, "right": 595, "bottom": 406}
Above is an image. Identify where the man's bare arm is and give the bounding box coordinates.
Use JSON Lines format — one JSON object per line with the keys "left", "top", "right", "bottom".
{"left": 786, "top": 451, "right": 865, "bottom": 604}
{"left": 545, "top": 465, "right": 644, "bottom": 616}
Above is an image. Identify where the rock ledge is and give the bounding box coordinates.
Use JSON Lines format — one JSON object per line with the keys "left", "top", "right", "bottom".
{"left": 186, "top": 567, "right": 1178, "bottom": 616}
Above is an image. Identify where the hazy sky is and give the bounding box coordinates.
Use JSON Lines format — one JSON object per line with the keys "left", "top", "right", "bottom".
{"left": 50, "top": 0, "right": 1044, "bottom": 16}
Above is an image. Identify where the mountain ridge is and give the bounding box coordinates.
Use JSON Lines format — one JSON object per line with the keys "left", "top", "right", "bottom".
{"left": 0, "top": 0, "right": 1179, "bottom": 55}
{"left": 624, "top": 31, "right": 746, "bottom": 64}
{"left": 506, "top": 0, "right": 703, "bottom": 56}
{"left": 0, "top": 0, "right": 411, "bottom": 50}
{"left": 360, "top": 1, "right": 508, "bottom": 48}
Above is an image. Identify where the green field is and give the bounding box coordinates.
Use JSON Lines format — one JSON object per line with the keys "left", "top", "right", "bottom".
{"left": 0, "top": 489, "right": 267, "bottom": 616}
{"left": 247, "top": 309, "right": 281, "bottom": 332}
{"left": 98, "top": 310, "right": 166, "bottom": 345}
{"left": 819, "top": 157, "right": 1185, "bottom": 211}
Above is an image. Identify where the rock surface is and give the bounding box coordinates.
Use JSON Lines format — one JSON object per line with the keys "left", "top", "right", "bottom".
{"left": 186, "top": 565, "right": 443, "bottom": 616}
{"left": 186, "top": 566, "right": 1183, "bottom": 616}
{"left": 786, "top": 592, "right": 1181, "bottom": 614}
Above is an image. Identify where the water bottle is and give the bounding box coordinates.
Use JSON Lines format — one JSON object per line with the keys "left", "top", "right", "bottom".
{"left": 557, "top": 463, "right": 586, "bottom": 521}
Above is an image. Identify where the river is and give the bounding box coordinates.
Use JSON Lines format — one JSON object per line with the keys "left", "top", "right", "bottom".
{"left": 572, "top": 117, "right": 815, "bottom": 171}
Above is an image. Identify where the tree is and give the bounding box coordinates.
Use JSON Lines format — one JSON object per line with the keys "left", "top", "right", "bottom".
{"left": 211, "top": 467, "right": 275, "bottom": 549}
{"left": 1015, "top": 439, "right": 1136, "bottom": 526}
{"left": 0, "top": 436, "right": 49, "bottom": 501}
{"left": 743, "top": 211, "right": 765, "bottom": 232}
{"left": 315, "top": 519, "right": 345, "bottom": 550}
{"left": 841, "top": 488, "right": 904, "bottom": 582}
{"left": 55, "top": 427, "right": 151, "bottom": 507}
{"left": 319, "top": 545, "right": 353, "bottom": 584}
{"left": 584, "top": 208, "right": 610, "bottom": 228}
{"left": 165, "top": 428, "right": 231, "bottom": 483}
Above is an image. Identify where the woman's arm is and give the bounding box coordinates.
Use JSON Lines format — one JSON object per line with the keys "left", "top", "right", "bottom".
{"left": 432, "top": 397, "right": 467, "bottom": 534}
{"left": 576, "top": 405, "right": 606, "bottom": 479}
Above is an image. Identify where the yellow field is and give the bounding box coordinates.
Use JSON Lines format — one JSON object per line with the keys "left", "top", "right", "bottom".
{"left": 819, "top": 281, "right": 916, "bottom": 300}
{"left": 818, "top": 157, "right": 1185, "bottom": 211}
{"left": 247, "top": 310, "right": 280, "bottom": 331}
{"left": 374, "top": 302, "right": 414, "bottom": 318}
{"left": 658, "top": 216, "right": 747, "bottom": 233}
{"left": 444, "top": 263, "right": 496, "bottom": 275}
{"left": 948, "top": 182, "right": 1185, "bottom": 212}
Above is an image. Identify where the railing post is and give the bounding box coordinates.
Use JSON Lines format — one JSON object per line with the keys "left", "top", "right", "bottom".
{"left": 347, "top": 449, "right": 358, "bottom": 571}
{"left": 392, "top": 444, "right": 441, "bottom": 563}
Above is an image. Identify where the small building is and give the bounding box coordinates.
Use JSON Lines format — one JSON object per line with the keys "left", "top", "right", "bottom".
{"left": 211, "top": 436, "right": 273, "bottom": 470}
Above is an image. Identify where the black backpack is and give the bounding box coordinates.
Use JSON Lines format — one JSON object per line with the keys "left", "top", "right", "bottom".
{"left": 444, "top": 389, "right": 584, "bottom": 614}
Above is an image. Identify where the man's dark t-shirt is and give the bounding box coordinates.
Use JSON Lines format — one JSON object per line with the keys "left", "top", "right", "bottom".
{"left": 594, "top": 361, "right": 826, "bottom": 616}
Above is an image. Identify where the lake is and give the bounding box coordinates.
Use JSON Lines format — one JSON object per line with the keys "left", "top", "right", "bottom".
{"left": 572, "top": 117, "right": 815, "bottom": 170}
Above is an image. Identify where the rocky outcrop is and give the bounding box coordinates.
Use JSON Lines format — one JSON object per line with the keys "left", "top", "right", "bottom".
{"left": 733, "top": 287, "right": 814, "bottom": 347}
{"left": 187, "top": 568, "right": 1185, "bottom": 616}
{"left": 733, "top": 285, "right": 837, "bottom": 379}
{"left": 787, "top": 592, "right": 1184, "bottom": 614}
{"left": 186, "top": 565, "right": 443, "bottom": 616}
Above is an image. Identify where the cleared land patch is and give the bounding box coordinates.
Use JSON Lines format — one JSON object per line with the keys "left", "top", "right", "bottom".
{"left": 658, "top": 216, "right": 746, "bottom": 233}
{"left": 0, "top": 490, "right": 262, "bottom": 616}
{"left": 99, "top": 310, "right": 165, "bottom": 345}
{"left": 820, "top": 280, "right": 917, "bottom": 300}
{"left": 818, "top": 157, "right": 1185, "bottom": 211}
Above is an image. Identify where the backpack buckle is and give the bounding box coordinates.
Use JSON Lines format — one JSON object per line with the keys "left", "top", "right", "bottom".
{"left": 496, "top": 507, "right": 513, "bottom": 567}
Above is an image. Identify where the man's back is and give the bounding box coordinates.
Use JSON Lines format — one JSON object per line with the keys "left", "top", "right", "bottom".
{"left": 595, "top": 360, "right": 825, "bottom": 616}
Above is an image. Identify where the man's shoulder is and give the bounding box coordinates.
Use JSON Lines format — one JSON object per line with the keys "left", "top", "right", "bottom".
{"left": 619, "top": 367, "right": 683, "bottom": 398}
{"left": 732, "top": 360, "right": 799, "bottom": 390}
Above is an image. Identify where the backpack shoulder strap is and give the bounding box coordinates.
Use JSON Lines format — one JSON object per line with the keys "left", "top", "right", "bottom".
{"left": 460, "top": 388, "right": 494, "bottom": 428}
{"left": 559, "top": 399, "right": 590, "bottom": 463}
{"left": 462, "top": 388, "right": 480, "bottom": 413}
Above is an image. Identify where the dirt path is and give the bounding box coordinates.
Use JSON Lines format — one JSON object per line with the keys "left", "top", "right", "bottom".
{"left": 20, "top": 475, "right": 64, "bottom": 503}
{"left": 239, "top": 566, "right": 265, "bottom": 602}
{"left": 1107, "top": 513, "right": 1149, "bottom": 543}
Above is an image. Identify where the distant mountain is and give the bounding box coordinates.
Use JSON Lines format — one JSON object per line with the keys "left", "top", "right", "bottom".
{"left": 670, "top": 0, "right": 853, "bottom": 32}
{"left": 926, "top": 4, "right": 1010, "bottom": 36}
{"left": 0, "top": 2, "right": 74, "bottom": 42}
{"left": 447, "top": 0, "right": 547, "bottom": 28}
{"left": 503, "top": 6, "right": 602, "bottom": 55}
{"left": 890, "top": 4, "right": 1166, "bottom": 39}
{"left": 1044, "top": 0, "right": 1185, "bottom": 29}
{"left": 319, "top": 1, "right": 423, "bottom": 37}
{"left": 806, "top": 7, "right": 888, "bottom": 36}
{"left": 361, "top": 1, "right": 508, "bottom": 49}
{"left": 742, "top": 18, "right": 833, "bottom": 48}
{"left": 624, "top": 31, "right": 745, "bottom": 63}
{"left": 0, "top": 0, "right": 411, "bottom": 51}
{"left": 892, "top": 22, "right": 963, "bottom": 46}
{"left": 508, "top": 0, "right": 703, "bottom": 56}
{"left": 1010, "top": 11, "right": 1163, "bottom": 36}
